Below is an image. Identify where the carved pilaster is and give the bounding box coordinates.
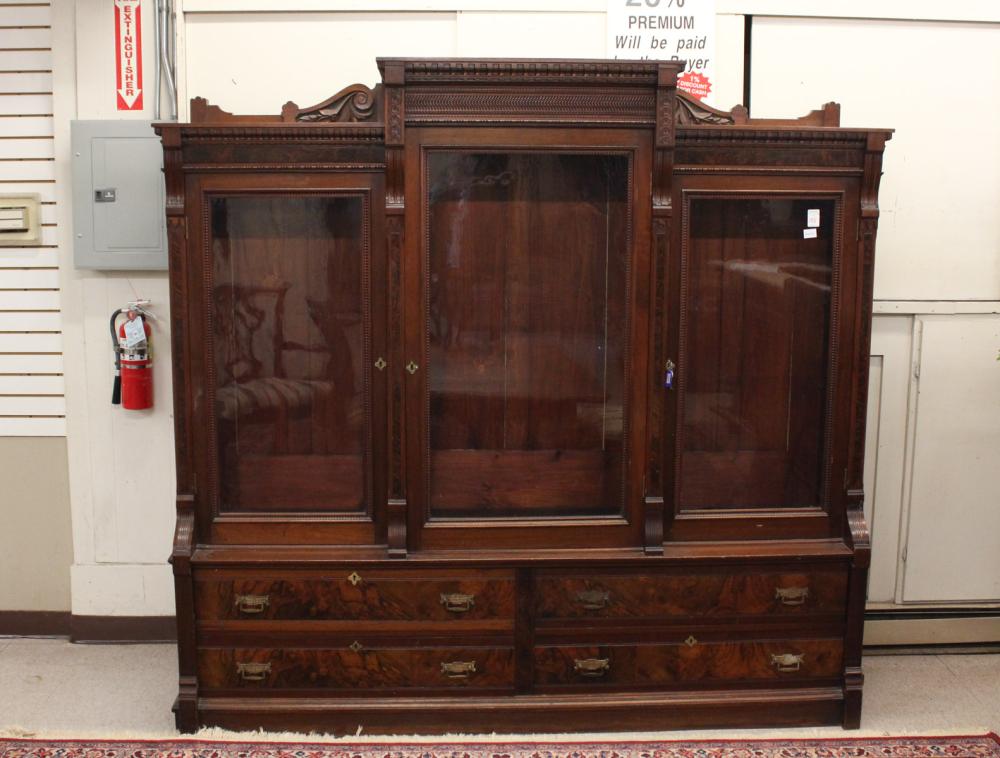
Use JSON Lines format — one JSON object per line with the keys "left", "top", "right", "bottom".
{"left": 644, "top": 65, "right": 678, "bottom": 554}
{"left": 170, "top": 493, "right": 198, "bottom": 732}
{"left": 381, "top": 61, "right": 407, "bottom": 556}
{"left": 847, "top": 132, "right": 889, "bottom": 508}
{"left": 385, "top": 215, "right": 406, "bottom": 557}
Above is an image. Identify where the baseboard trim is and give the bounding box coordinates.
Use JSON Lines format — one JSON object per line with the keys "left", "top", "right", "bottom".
{"left": 0, "top": 611, "right": 176, "bottom": 642}
{"left": 0, "top": 610, "right": 71, "bottom": 636}
{"left": 864, "top": 614, "right": 1000, "bottom": 646}
{"left": 70, "top": 615, "right": 177, "bottom": 643}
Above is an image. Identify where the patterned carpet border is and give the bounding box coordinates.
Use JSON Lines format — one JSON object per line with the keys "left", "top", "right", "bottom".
{"left": 1, "top": 734, "right": 999, "bottom": 758}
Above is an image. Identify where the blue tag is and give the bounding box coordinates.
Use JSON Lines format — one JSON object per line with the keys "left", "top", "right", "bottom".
{"left": 664, "top": 369, "right": 674, "bottom": 389}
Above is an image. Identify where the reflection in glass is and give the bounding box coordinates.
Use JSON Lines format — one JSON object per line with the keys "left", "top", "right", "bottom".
{"left": 680, "top": 198, "right": 835, "bottom": 509}
{"left": 426, "top": 152, "right": 629, "bottom": 518}
{"left": 211, "top": 195, "right": 366, "bottom": 512}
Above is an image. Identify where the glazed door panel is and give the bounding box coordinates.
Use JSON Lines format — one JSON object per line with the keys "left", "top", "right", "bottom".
{"left": 426, "top": 151, "right": 629, "bottom": 518}
{"left": 189, "top": 174, "right": 385, "bottom": 542}
{"left": 675, "top": 193, "right": 840, "bottom": 514}
{"left": 405, "top": 129, "right": 652, "bottom": 549}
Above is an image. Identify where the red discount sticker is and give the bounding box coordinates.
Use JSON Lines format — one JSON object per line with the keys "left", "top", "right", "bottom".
{"left": 678, "top": 71, "right": 712, "bottom": 102}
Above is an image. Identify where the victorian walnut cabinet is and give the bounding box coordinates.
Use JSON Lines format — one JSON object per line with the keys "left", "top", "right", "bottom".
{"left": 157, "top": 58, "right": 891, "bottom": 734}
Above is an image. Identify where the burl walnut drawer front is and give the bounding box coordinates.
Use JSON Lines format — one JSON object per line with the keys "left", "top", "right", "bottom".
{"left": 195, "top": 569, "right": 515, "bottom": 623}
{"left": 200, "top": 645, "right": 515, "bottom": 692}
{"left": 535, "top": 569, "right": 847, "bottom": 622}
{"left": 534, "top": 638, "right": 843, "bottom": 688}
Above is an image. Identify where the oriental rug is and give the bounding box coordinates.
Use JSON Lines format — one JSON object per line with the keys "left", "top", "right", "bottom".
{"left": 2, "top": 734, "right": 1000, "bottom": 758}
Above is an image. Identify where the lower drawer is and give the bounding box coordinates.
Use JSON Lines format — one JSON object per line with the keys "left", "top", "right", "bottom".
{"left": 534, "top": 637, "right": 843, "bottom": 688}
{"left": 200, "top": 645, "right": 515, "bottom": 692}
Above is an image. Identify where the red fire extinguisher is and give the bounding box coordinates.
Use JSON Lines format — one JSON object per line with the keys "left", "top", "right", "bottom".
{"left": 111, "top": 301, "right": 153, "bottom": 410}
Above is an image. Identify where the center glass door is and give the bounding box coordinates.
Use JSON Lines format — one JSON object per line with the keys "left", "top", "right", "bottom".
{"left": 408, "top": 137, "right": 649, "bottom": 549}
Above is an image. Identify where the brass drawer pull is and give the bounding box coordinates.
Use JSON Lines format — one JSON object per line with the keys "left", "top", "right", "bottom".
{"left": 440, "top": 592, "right": 476, "bottom": 613}
{"left": 441, "top": 660, "right": 477, "bottom": 679}
{"left": 771, "top": 653, "right": 805, "bottom": 673}
{"left": 574, "top": 657, "right": 610, "bottom": 677}
{"left": 576, "top": 589, "right": 611, "bottom": 610}
{"left": 775, "top": 586, "right": 810, "bottom": 606}
{"left": 236, "top": 661, "right": 271, "bottom": 682}
{"left": 234, "top": 594, "right": 270, "bottom": 614}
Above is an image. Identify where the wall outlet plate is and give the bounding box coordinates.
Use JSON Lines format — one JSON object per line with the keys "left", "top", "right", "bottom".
{"left": 0, "top": 194, "right": 41, "bottom": 246}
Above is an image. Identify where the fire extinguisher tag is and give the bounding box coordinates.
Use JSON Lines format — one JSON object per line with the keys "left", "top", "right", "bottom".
{"left": 122, "top": 315, "right": 147, "bottom": 348}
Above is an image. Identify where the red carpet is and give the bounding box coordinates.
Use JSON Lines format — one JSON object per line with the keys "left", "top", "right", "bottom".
{"left": 2, "top": 735, "right": 1000, "bottom": 758}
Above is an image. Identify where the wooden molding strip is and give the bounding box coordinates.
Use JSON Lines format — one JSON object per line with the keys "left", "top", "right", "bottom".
{"left": 0, "top": 611, "right": 176, "bottom": 642}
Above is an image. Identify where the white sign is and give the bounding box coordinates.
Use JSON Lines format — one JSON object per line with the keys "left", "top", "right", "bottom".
{"left": 122, "top": 314, "right": 147, "bottom": 348}
{"left": 607, "top": 0, "right": 716, "bottom": 105}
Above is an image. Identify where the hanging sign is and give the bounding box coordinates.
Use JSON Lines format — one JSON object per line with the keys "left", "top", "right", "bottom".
{"left": 114, "top": 0, "right": 143, "bottom": 110}
{"left": 607, "top": 0, "right": 716, "bottom": 104}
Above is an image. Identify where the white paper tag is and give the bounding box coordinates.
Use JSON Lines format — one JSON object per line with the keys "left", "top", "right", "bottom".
{"left": 807, "top": 209, "right": 820, "bottom": 227}
{"left": 122, "top": 315, "right": 146, "bottom": 347}
{"left": 802, "top": 228, "right": 818, "bottom": 239}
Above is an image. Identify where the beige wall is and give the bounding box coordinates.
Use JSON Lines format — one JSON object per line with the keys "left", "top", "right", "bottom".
{"left": 0, "top": 438, "right": 73, "bottom": 611}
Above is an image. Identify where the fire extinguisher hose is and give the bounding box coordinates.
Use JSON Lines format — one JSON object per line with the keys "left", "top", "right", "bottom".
{"left": 110, "top": 308, "right": 123, "bottom": 405}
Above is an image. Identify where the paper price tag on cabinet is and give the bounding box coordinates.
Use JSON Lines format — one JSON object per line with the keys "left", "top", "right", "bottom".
{"left": 802, "top": 228, "right": 818, "bottom": 239}
{"left": 807, "top": 209, "right": 821, "bottom": 227}
{"left": 122, "top": 315, "right": 146, "bottom": 347}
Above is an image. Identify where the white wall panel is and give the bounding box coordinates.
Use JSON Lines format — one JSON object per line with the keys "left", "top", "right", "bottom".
{"left": 0, "top": 332, "right": 62, "bottom": 352}
{"left": 456, "top": 12, "right": 604, "bottom": 57}
{"left": 0, "top": 137, "right": 55, "bottom": 158}
{"left": 0, "top": 395, "right": 64, "bottom": 414}
{"left": 0, "top": 2, "right": 62, "bottom": 444}
{"left": 0, "top": 417, "right": 64, "bottom": 435}
{"left": 0, "top": 117, "right": 53, "bottom": 137}
{"left": 0, "top": 50, "right": 51, "bottom": 70}
{"left": 0, "top": 268, "right": 58, "bottom": 288}
{"left": 0, "top": 158, "right": 54, "bottom": 180}
{"left": 0, "top": 5, "right": 49, "bottom": 24}
{"left": 0, "top": 72, "right": 54, "bottom": 94}
{"left": 0, "top": 26, "right": 51, "bottom": 49}
{"left": 865, "top": 316, "right": 914, "bottom": 603}
{"left": 0, "top": 289, "right": 60, "bottom": 310}
{"left": 84, "top": 275, "right": 176, "bottom": 566}
{"left": 0, "top": 248, "right": 59, "bottom": 267}
{"left": 0, "top": 374, "right": 64, "bottom": 394}
{"left": 902, "top": 315, "right": 1000, "bottom": 602}
{"left": 183, "top": 13, "right": 458, "bottom": 114}
{"left": 750, "top": 17, "right": 1000, "bottom": 301}
{"left": 0, "top": 354, "right": 62, "bottom": 373}
{"left": 0, "top": 310, "right": 60, "bottom": 330}
{"left": 70, "top": 563, "right": 174, "bottom": 616}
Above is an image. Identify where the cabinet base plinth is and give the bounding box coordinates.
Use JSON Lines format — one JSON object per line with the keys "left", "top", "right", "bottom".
{"left": 186, "top": 688, "right": 846, "bottom": 735}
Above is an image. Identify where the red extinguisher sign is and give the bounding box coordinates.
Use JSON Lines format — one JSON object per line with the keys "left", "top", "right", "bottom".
{"left": 115, "top": 0, "right": 143, "bottom": 110}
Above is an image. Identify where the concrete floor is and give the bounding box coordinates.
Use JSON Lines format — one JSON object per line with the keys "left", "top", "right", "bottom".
{"left": 0, "top": 638, "right": 997, "bottom": 739}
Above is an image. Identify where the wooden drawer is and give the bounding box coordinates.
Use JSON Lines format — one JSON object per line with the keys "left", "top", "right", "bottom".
{"left": 195, "top": 568, "right": 515, "bottom": 623}
{"left": 200, "top": 645, "right": 515, "bottom": 692}
{"left": 535, "top": 568, "right": 847, "bottom": 622}
{"left": 534, "top": 637, "right": 843, "bottom": 688}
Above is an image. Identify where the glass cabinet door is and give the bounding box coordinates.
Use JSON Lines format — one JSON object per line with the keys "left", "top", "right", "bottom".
{"left": 678, "top": 197, "right": 836, "bottom": 510}
{"left": 208, "top": 193, "right": 370, "bottom": 513}
{"left": 424, "top": 152, "right": 631, "bottom": 519}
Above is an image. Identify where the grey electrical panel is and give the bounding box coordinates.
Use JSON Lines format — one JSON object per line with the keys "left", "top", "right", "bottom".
{"left": 72, "top": 120, "right": 167, "bottom": 270}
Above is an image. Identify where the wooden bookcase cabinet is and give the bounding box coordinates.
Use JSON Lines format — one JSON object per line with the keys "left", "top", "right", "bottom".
{"left": 157, "top": 58, "right": 891, "bottom": 734}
